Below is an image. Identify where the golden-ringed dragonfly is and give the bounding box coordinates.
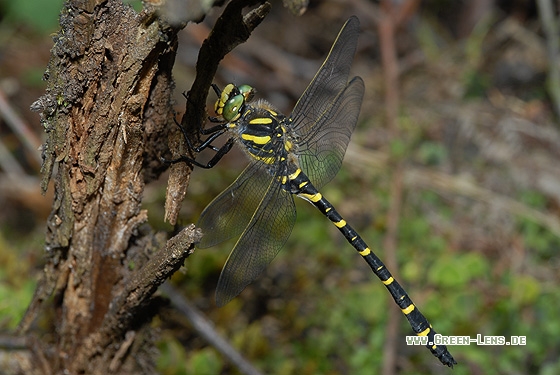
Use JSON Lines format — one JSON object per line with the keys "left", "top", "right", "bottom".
{"left": 171, "top": 16, "right": 456, "bottom": 368}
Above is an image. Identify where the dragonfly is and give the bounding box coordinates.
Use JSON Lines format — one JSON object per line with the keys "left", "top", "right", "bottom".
{"left": 170, "top": 16, "right": 456, "bottom": 367}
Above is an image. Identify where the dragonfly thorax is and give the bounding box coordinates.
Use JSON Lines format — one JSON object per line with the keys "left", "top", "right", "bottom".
{"left": 230, "top": 100, "right": 290, "bottom": 166}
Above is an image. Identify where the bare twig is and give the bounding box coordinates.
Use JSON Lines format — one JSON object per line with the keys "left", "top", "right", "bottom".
{"left": 161, "top": 283, "right": 264, "bottom": 375}
{"left": 377, "top": 1, "right": 400, "bottom": 368}
{"left": 0, "top": 334, "right": 27, "bottom": 350}
{"left": 0, "top": 174, "right": 51, "bottom": 217}
{"left": 0, "top": 88, "right": 42, "bottom": 165}
{"left": 165, "top": 0, "right": 271, "bottom": 224}
{"left": 537, "top": 0, "right": 560, "bottom": 118}
{"left": 80, "top": 225, "right": 202, "bottom": 359}
{"left": 375, "top": 1, "right": 419, "bottom": 371}
{"left": 0, "top": 138, "right": 27, "bottom": 176}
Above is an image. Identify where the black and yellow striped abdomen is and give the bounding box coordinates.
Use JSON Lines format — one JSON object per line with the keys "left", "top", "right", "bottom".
{"left": 287, "top": 166, "right": 455, "bottom": 366}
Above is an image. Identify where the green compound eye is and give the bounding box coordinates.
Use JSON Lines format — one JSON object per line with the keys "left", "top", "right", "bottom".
{"left": 238, "top": 84, "right": 255, "bottom": 102}
{"left": 222, "top": 94, "right": 245, "bottom": 122}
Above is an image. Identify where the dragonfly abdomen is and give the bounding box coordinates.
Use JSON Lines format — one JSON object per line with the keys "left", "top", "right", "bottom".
{"left": 289, "top": 167, "right": 455, "bottom": 367}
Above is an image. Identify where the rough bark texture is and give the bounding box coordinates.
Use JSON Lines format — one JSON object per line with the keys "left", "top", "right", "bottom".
{"left": 10, "top": 0, "right": 270, "bottom": 373}
{"left": 17, "top": 0, "right": 201, "bottom": 373}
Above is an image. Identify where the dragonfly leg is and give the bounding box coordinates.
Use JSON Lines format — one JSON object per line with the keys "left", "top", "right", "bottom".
{"left": 166, "top": 83, "right": 233, "bottom": 169}
{"left": 162, "top": 137, "right": 235, "bottom": 169}
{"left": 211, "top": 83, "right": 222, "bottom": 97}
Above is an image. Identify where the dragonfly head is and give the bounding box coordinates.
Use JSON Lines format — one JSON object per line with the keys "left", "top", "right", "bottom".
{"left": 214, "top": 84, "right": 255, "bottom": 122}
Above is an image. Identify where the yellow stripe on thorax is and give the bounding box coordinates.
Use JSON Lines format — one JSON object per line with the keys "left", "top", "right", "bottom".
{"left": 241, "top": 133, "right": 271, "bottom": 145}
{"left": 250, "top": 154, "right": 276, "bottom": 164}
{"left": 288, "top": 168, "right": 301, "bottom": 180}
{"left": 284, "top": 139, "right": 294, "bottom": 152}
{"left": 248, "top": 117, "right": 273, "bottom": 125}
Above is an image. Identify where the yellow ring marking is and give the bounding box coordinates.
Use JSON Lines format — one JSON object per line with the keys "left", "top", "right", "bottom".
{"left": 382, "top": 276, "right": 394, "bottom": 285}
{"left": 418, "top": 327, "right": 431, "bottom": 337}
{"left": 359, "top": 248, "right": 371, "bottom": 256}
{"left": 401, "top": 304, "right": 415, "bottom": 315}
{"left": 334, "top": 220, "right": 347, "bottom": 228}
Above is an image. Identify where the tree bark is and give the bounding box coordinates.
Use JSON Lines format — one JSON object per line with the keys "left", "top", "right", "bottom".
{"left": 10, "top": 0, "right": 270, "bottom": 373}
{"left": 17, "top": 0, "right": 200, "bottom": 373}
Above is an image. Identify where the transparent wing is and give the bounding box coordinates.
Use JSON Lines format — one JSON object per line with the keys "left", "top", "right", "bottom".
{"left": 197, "top": 161, "right": 276, "bottom": 249}
{"left": 290, "top": 16, "right": 360, "bottom": 139}
{"left": 215, "top": 181, "right": 296, "bottom": 306}
{"left": 297, "top": 77, "right": 364, "bottom": 189}
{"left": 288, "top": 16, "right": 363, "bottom": 188}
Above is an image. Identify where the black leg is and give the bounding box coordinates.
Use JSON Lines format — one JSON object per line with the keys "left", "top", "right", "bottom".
{"left": 173, "top": 116, "right": 227, "bottom": 150}
{"left": 192, "top": 128, "right": 228, "bottom": 153}
{"left": 200, "top": 123, "right": 228, "bottom": 136}
{"left": 211, "top": 83, "right": 222, "bottom": 97}
{"left": 162, "top": 137, "right": 235, "bottom": 169}
{"left": 164, "top": 83, "right": 232, "bottom": 169}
